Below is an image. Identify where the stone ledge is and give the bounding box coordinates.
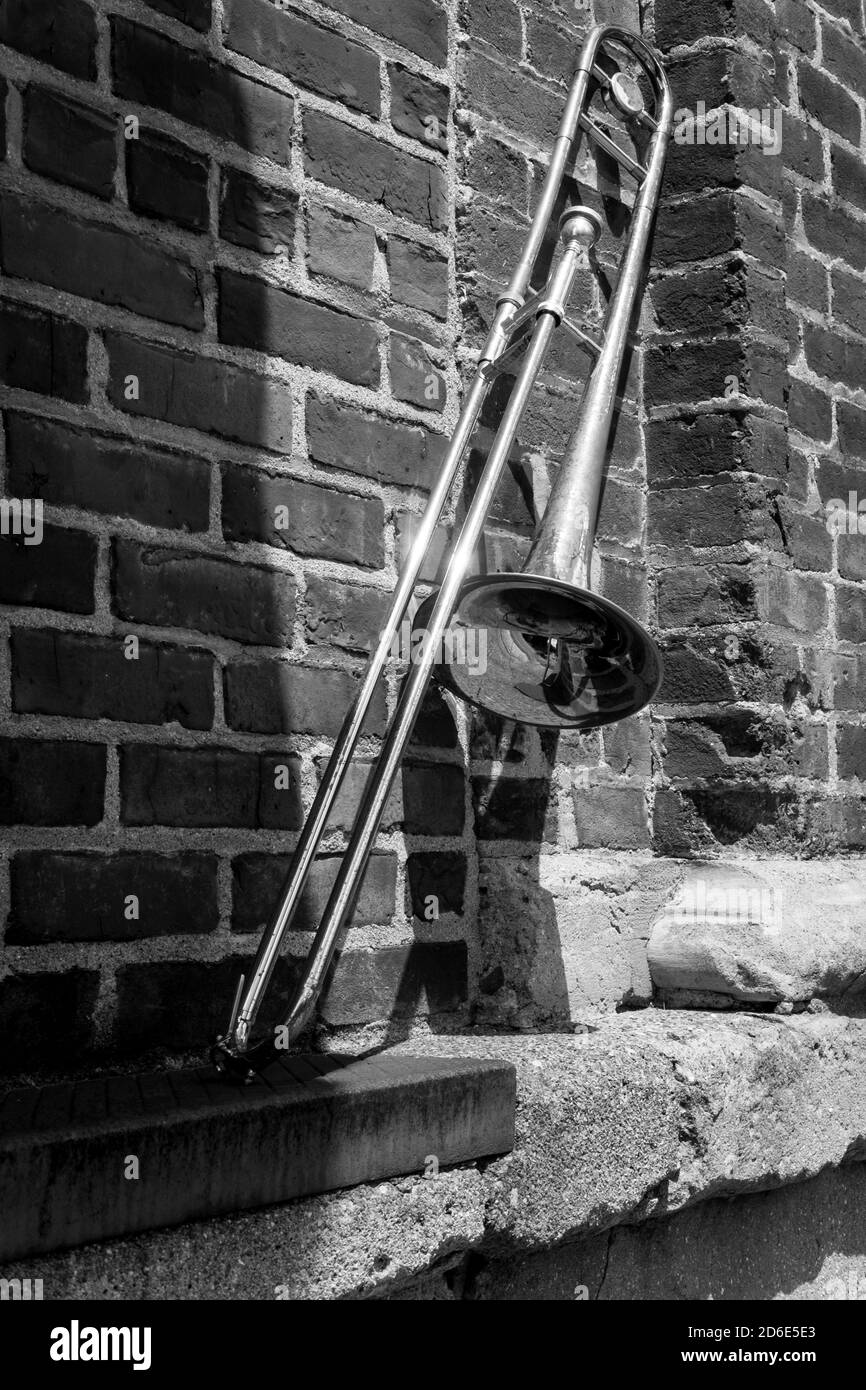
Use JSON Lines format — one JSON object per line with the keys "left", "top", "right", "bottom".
{"left": 6, "top": 1010, "right": 866, "bottom": 1298}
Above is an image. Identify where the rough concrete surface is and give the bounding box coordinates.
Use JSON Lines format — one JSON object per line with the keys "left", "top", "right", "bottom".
{"left": 8, "top": 1011, "right": 866, "bottom": 1298}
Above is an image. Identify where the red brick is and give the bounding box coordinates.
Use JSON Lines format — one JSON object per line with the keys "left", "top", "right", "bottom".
{"left": 143, "top": 0, "right": 211, "bottom": 31}
{"left": 220, "top": 166, "right": 297, "bottom": 254}
{"left": 231, "top": 851, "right": 398, "bottom": 932}
{"left": 8, "top": 853, "right": 219, "bottom": 943}
{"left": 6, "top": 412, "right": 210, "bottom": 532}
{"left": 0, "top": 526, "right": 96, "bottom": 614}
{"left": 1, "top": 194, "right": 203, "bottom": 330}
{"left": 23, "top": 87, "right": 116, "bottom": 199}
{"left": 320, "top": 942, "right": 467, "bottom": 1025}
{"left": 389, "top": 63, "right": 448, "bottom": 150}
{"left": 837, "top": 724, "right": 866, "bottom": 778}
{"left": 105, "top": 332, "right": 292, "bottom": 452}
{"left": 573, "top": 785, "right": 650, "bottom": 849}
{"left": 222, "top": 463, "right": 384, "bottom": 567}
{"left": 224, "top": 0, "right": 380, "bottom": 115}
{"left": 120, "top": 745, "right": 302, "bottom": 828}
{"left": 320, "top": 0, "right": 447, "bottom": 64}
{"left": 112, "top": 18, "right": 293, "bottom": 163}
{"left": 787, "top": 378, "right": 832, "bottom": 441}
{"left": 0, "top": 300, "right": 88, "bottom": 403}
{"left": 0, "top": 739, "right": 105, "bottom": 827}
{"left": 804, "top": 323, "right": 866, "bottom": 389}
{"left": 406, "top": 851, "right": 466, "bottom": 917}
{"left": 224, "top": 660, "right": 387, "bottom": 737}
{"left": 0, "top": 970, "right": 99, "bottom": 1073}
{"left": 127, "top": 130, "right": 210, "bottom": 232}
{"left": 0, "top": 0, "right": 97, "bottom": 80}
{"left": 402, "top": 762, "right": 465, "bottom": 835}
{"left": 113, "top": 538, "right": 297, "bottom": 646}
{"left": 803, "top": 194, "right": 866, "bottom": 270}
{"left": 832, "top": 145, "right": 866, "bottom": 213}
{"left": 390, "top": 333, "right": 446, "bottom": 412}
{"left": 822, "top": 22, "right": 866, "bottom": 91}
{"left": 12, "top": 629, "right": 215, "bottom": 729}
{"left": 460, "top": 0, "right": 522, "bottom": 55}
{"left": 303, "top": 576, "right": 389, "bottom": 654}
{"left": 306, "top": 392, "right": 446, "bottom": 490}
{"left": 304, "top": 110, "right": 447, "bottom": 232}
{"left": 218, "top": 269, "right": 380, "bottom": 386}
{"left": 387, "top": 236, "right": 449, "bottom": 319}
{"left": 460, "top": 49, "right": 560, "bottom": 143}
{"left": 306, "top": 203, "right": 375, "bottom": 290}
{"left": 472, "top": 776, "right": 556, "bottom": 841}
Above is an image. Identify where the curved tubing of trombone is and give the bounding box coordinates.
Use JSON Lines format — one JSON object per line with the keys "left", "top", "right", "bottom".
{"left": 212, "top": 24, "right": 671, "bottom": 1080}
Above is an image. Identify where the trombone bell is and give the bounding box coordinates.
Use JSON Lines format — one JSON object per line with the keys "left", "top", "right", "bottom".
{"left": 415, "top": 575, "right": 662, "bottom": 730}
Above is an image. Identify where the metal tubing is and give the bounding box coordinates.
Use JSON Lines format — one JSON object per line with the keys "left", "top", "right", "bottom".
{"left": 212, "top": 23, "right": 672, "bottom": 1076}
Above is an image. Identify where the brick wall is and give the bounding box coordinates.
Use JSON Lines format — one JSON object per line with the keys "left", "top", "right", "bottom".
{"left": 1, "top": 0, "right": 864, "bottom": 1077}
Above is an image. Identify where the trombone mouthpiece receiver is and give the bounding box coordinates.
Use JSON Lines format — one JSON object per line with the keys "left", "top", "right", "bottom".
{"left": 559, "top": 205, "right": 603, "bottom": 249}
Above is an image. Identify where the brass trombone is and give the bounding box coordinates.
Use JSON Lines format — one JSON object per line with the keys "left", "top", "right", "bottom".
{"left": 212, "top": 24, "right": 673, "bottom": 1080}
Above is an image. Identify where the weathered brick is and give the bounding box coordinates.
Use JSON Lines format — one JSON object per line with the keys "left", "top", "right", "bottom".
{"left": 764, "top": 568, "right": 829, "bottom": 638}
{"left": 573, "top": 785, "right": 650, "bottom": 849}
{"left": 303, "top": 576, "right": 389, "bottom": 654}
{"left": 221, "top": 166, "right": 297, "bottom": 254}
{"left": 6, "top": 412, "right": 210, "bottom": 532}
{"left": 0, "top": 0, "right": 97, "bottom": 80}
{"left": 0, "top": 970, "right": 99, "bottom": 1073}
{"left": 388, "top": 236, "right": 449, "bottom": 319}
{"left": 390, "top": 334, "right": 446, "bottom": 412}
{"left": 319, "top": 0, "right": 447, "bottom": 64}
{"left": 463, "top": 134, "right": 527, "bottom": 211}
{"left": 8, "top": 853, "right": 218, "bottom": 943}
{"left": 222, "top": 463, "right": 383, "bottom": 567}
{"left": 786, "top": 246, "right": 828, "bottom": 314}
{"left": 657, "top": 564, "right": 760, "bottom": 628}
{"left": 645, "top": 339, "right": 786, "bottom": 410}
{"left": 304, "top": 110, "right": 447, "bottom": 232}
{"left": 402, "top": 762, "right": 465, "bottom": 835}
{"left": 460, "top": 0, "right": 522, "bottom": 55}
{"left": 656, "top": 0, "right": 771, "bottom": 48}
{"left": 655, "top": 192, "right": 737, "bottom": 266}
{"left": 0, "top": 526, "right": 96, "bottom": 614}
{"left": 314, "top": 758, "right": 403, "bottom": 830}
{"left": 389, "top": 64, "right": 448, "bottom": 150}
{"left": 23, "top": 87, "right": 116, "bottom": 199}
{"left": 0, "top": 739, "right": 105, "bottom": 826}
{"left": 788, "top": 377, "right": 832, "bottom": 441}
{"left": 144, "top": 0, "right": 212, "bottom": 30}
{"left": 802, "top": 195, "right": 866, "bottom": 270}
{"left": 472, "top": 776, "right": 556, "bottom": 841}
{"left": 112, "top": 18, "right": 294, "bottom": 163}
{"left": 113, "top": 539, "right": 297, "bottom": 646}
{"left": 837, "top": 589, "right": 866, "bottom": 643}
{"left": 105, "top": 332, "right": 292, "bottom": 452}
{"left": 647, "top": 414, "right": 785, "bottom": 487}
{"left": 306, "top": 393, "right": 446, "bottom": 490}
{"left": 306, "top": 203, "right": 376, "bottom": 290}
{"left": 218, "top": 269, "right": 379, "bottom": 386}
{"left": 127, "top": 130, "right": 210, "bottom": 232}
{"left": 837, "top": 724, "right": 866, "bottom": 778}
{"left": 775, "top": 0, "right": 816, "bottom": 51}
{"left": 406, "top": 851, "right": 466, "bottom": 917}
{"left": 804, "top": 323, "right": 866, "bottom": 389}
{"left": 320, "top": 941, "right": 467, "bottom": 1025}
{"left": 225, "top": 0, "right": 379, "bottom": 115}
{"left": 12, "top": 629, "right": 215, "bottom": 728}
{"left": 838, "top": 400, "right": 866, "bottom": 459}
{"left": 831, "top": 144, "right": 866, "bottom": 213}
{"left": 776, "top": 501, "right": 833, "bottom": 574}
{"left": 0, "top": 301, "right": 88, "bottom": 403}
{"left": 822, "top": 22, "right": 866, "bottom": 91}
{"left": 231, "top": 851, "right": 398, "bottom": 932}
{"left": 460, "top": 49, "right": 560, "bottom": 143}
{"left": 120, "top": 745, "right": 302, "bottom": 828}
{"left": 0, "top": 77, "right": 6, "bottom": 160}
{"left": 780, "top": 113, "right": 824, "bottom": 182}
{"left": 0, "top": 194, "right": 203, "bottom": 329}
{"left": 224, "top": 660, "right": 387, "bottom": 737}
{"left": 525, "top": 10, "right": 587, "bottom": 84}
{"left": 799, "top": 63, "right": 860, "bottom": 142}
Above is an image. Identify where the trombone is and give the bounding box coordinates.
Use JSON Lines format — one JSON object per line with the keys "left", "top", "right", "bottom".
{"left": 212, "top": 24, "right": 673, "bottom": 1080}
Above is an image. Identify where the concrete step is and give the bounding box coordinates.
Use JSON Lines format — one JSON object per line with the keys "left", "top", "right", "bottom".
{"left": 0, "top": 1051, "right": 516, "bottom": 1263}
